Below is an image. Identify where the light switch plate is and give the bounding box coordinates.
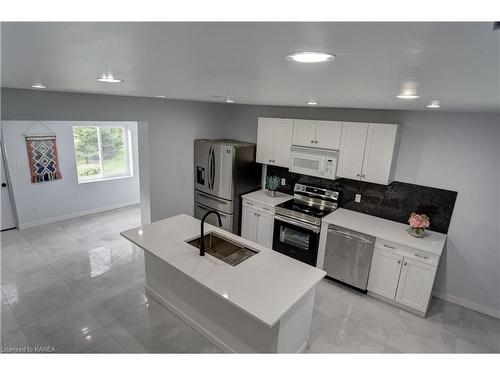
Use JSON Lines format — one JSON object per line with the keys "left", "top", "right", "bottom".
{"left": 355, "top": 194, "right": 362, "bottom": 203}
{"left": 281, "top": 178, "right": 286, "bottom": 185}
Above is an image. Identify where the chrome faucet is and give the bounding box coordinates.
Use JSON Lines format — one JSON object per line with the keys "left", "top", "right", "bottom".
{"left": 199, "top": 210, "right": 222, "bottom": 256}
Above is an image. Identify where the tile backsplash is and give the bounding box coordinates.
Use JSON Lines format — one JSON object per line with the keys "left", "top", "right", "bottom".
{"left": 266, "top": 165, "right": 458, "bottom": 234}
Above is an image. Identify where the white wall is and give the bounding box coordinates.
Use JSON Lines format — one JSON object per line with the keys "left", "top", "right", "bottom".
{"left": 222, "top": 105, "right": 500, "bottom": 317}
{"left": 1, "top": 89, "right": 230, "bottom": 223}
{"left": 1, "top": 120, "right": 140, "bottom": 228}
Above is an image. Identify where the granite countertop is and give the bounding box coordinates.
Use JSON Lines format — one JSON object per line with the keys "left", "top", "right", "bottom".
{"left": 323, "top": 208, "right": 447, "bottom": 256}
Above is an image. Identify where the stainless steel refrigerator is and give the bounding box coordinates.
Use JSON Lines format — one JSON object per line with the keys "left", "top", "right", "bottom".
{"left": 194, "top": 139, "right": 261, "bottom": 234}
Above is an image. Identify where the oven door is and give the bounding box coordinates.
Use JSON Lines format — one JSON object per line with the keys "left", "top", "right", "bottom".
{"left": 272, "top": 215, "right": 320, "bottom": 266}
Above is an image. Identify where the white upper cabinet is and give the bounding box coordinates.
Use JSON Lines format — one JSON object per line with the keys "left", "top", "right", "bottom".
{"left": 337, "top": 122, "right": 399, "bottom": 185}
{"left": 316, "top": 121, "right": 342, "bottom": 150}
{"left": 292, "top": 119, "right": 317, "bottom": 147}
{"left": 362, "top": 123, "right": 399, "bottom": 185}
{"left": 256, "top": 117, "right": 293, "bottom": 168}
{"left": 273, "top": 119, "right": 294, "bottom": 167}
{"left": 337, "top": 122, "right": 369, "bottom": 180}
{"left": 292, "top": 119, "right": 342, "bottom": 150}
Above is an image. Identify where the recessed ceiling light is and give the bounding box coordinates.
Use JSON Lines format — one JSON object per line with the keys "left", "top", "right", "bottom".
{"left": 396, "top": 93, "right": 420, "bottom": 99}
{"left": 427, "top": 100, "right": 440, "bottom": 108}
{"left": 286, "top": 52, "right": 336, "bottom": 63}
{"left": 307, "top": 99, "right": 318, "bottom": 106}
{"left": 97, "top": 75, "right": 123, "bottom": 83}
{"left": 226, "top": 97, "right": 235, "bottom": 103}
{"left": 154, "top": 95, "right": 166, "bottom": 98}
{"left": 31, "top": 83, "right": 46, "bottom": 89}
{"left": 397, "top": 82, "right": 420, "bottom": 100}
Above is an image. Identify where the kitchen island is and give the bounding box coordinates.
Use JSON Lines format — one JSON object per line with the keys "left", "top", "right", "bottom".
{"left": 121, "top": 214, "right": 326, "bottom": 353}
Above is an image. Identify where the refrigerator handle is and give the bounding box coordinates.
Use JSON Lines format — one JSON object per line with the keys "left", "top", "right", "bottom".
{"left": 210, "top": 147, "right": 215, "bottom": 190}
{"left": 207, "top": 147, "right": 213, "bottom": 189}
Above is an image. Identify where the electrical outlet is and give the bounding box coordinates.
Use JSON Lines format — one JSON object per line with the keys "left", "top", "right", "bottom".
{"left": 281, "top": 178, "right": 286, "bottom": 186}
{"left": 32, "top": 205, "right": 40, "bottom": 215}
{"left": 355, "top": 194, "right": 362, "bottom": 203}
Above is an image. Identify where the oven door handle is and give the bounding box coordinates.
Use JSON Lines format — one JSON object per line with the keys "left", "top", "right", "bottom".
{"left": 274, "top": 215, "right": 320, "bottom": 233}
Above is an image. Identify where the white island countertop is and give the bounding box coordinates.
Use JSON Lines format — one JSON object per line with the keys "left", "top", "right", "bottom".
{"left": 121, "top": 214, "right": 325, "bottom": 327}
{"left": 242, "top": 189, "right": 293, "bottom": 206}
{"left": 322, "top": 208, "right": 447, "bottom": 256}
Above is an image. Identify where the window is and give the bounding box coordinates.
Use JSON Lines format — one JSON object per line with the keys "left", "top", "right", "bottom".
{"left": 72, "top": 125, "right": 133, "bottom": 183}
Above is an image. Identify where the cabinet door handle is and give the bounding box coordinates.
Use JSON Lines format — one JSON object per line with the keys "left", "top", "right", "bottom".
{"left": 414, "top": 253, "right": 429, "bottom": 260}
{"left": 397, "top": 260, "right": 401, "bottom": 264}
{"left": 383, "top": 244, "right": 396, "bottom": 249}
{"left": 356, "top": 173, "right": 360, "bottom": 177}
{"left": 404, "top": 262, "right": 408, "bottom": 266}
{"left": 361, "top": 174, "right": 366, "bottom": 178}
{"left": 310, "top": 140, "right": 314, "bottom": 143}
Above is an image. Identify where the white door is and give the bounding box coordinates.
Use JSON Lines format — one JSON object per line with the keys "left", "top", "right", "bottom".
{"left": 241, "top": 206, "right": 258, "bottom": 242}
{"left": 292, "top": 119, "right": 316, "bottom": 147}
{"left": 272, "top": 119, "right": 294, "bottom": 167}
{"left": 367, "top": 248, "right": 403, "bottom": 300}
{"left": 256, "top": 212, "right": 274, "bottom": 248}
{"left": 1, "top": 144, "right": 16, "bottom": 230}
{"left": 395, "top": 258, "right": 437, "bottom": 313}
{"left": 337, "top": 122, "right": 369, "bottom": 180}
{"left": 256, "top": 118, "right": 275, "bottom": 164}
{"left": 315, "top": 121, "right": 342, "bottom": 150}
{"left": 361, "top": 123, "right": 398, "bottom": 184}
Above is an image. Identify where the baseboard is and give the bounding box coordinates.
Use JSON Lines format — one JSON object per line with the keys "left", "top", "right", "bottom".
{"left": 18, "top": 200, "right": 140, "bottom": 229}
{"left": 144, "top": 284, "right": 234, "bottom": 353}
{"left": 432, "top": 290, "right": 500, "bottom": 319}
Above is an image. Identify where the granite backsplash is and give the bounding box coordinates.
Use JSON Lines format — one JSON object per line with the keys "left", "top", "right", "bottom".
{"left": 266, "top": 165, "right": 458, "bottom": 234}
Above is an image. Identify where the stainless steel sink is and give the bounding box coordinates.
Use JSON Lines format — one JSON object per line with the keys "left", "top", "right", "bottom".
{"left": 186, "top": 232, "right": 258, "bottom": 266}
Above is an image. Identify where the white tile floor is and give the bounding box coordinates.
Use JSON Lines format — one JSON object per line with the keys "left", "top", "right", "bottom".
{"left": 1, "top": 206, "right": 499, "bottom": 353}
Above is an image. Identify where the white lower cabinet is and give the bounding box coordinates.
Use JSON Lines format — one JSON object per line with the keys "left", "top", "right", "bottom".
{"left": 367, "top": 243, "right": 438, "bottom": 315}
{"left": 395, "top": 258, "right": 436, "bottom": 312}
{"left": 241, "top": 201, "right": 274, "bottom": 248}
{"left": 367, "top": 248, "right": 403, "bottom": 300}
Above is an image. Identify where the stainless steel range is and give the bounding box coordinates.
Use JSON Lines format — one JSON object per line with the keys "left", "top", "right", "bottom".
{"left": 273, "top": 183, "right": 340, "bottom": 266}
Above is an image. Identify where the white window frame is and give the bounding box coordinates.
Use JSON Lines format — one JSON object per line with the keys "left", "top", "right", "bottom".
{"left": 73, "top": 124, "right": 134, "bottom": 184}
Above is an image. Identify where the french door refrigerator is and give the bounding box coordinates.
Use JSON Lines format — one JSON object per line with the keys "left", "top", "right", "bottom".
{"left": 194, "top": 139, "right": 261, "bottom": 234}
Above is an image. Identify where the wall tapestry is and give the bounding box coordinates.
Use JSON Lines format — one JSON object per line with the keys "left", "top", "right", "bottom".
{"left": 25, "top": 135, "right": 62, "bottom": 183}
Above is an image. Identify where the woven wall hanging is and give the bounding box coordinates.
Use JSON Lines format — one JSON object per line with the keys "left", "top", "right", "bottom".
{"left": 25, "top": 123, "right": 62, "bottom": 183}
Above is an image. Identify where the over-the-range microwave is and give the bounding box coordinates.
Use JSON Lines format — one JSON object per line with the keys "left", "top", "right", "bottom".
{"left": 289, "top": 145, "right": 339, "bottom": 180}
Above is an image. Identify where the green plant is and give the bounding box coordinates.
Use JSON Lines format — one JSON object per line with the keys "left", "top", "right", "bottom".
{"left": 265, "top": 175, "right": 281, "bottom": 191}
{"left": 79, "top": 165, "right": 100, "bottom": 177}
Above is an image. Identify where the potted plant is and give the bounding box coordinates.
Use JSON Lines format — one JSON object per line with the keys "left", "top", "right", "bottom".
{"left": 265, "top": 175, "right": 281, "bottom": 197}
{"left": 408, "top": 212, "right": 430, "bottom": 238}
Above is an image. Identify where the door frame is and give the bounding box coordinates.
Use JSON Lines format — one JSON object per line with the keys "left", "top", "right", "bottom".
{"left": 0, "top": 137, "right": 19, "bottom": 230}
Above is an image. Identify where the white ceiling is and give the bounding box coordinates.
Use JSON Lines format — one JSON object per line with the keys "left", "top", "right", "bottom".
{"left": 1, "top": 22, "right": 499, "bottom": 112}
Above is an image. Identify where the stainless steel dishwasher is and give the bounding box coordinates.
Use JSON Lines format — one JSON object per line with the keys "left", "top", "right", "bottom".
{"left": 324, "top": 224, "right": 375, "bottom": 291}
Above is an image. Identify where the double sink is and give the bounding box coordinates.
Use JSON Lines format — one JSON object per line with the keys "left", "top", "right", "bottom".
{"left": 187, "top": 232, "right": 259, "bottom": 267}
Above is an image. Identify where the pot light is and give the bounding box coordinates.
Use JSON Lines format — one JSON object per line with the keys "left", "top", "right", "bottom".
{"left": 286, "top": 52, "right": 336, "bottom": 63}
{"left": 154, "top": 95, "right": 166, "bottom": 98}
{"left": 31, "top": 83, "right": 47, "bottom": 89}
{"left": 97, "top": 75, "right": 123, "bottom": 83}
{"left": 427, "top": 100, "right": 440, "bottom": 108}
{"left": 397, "top": 81, "right": 420, "bottom": 100}
{"left": 226, "top": 97, "right": 235, "bottom": 103}
{"left": 308, "top": 99, "right": 318, "bottom": 106}
{"left": 396, "top": 93, "right": 420, "bottom": 99}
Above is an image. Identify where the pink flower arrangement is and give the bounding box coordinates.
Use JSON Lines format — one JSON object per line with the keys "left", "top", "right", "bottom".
{"left": 408, "top": 212, "right": 430, "bottom": 229}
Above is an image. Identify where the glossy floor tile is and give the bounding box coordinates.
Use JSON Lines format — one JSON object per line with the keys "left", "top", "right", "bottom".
{"left": 1, "top": 205, "right": 499, "bottom": 353}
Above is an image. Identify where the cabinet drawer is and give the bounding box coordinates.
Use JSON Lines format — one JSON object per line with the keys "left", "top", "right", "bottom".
{"left": 243, "top": 199, "right": 275, "bottom": 215}
{"left": 375, "top": 238, "right": 439, "bottom": 267}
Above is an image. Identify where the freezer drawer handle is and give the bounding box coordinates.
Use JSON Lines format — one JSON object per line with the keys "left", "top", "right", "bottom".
{"left": 383, "top": 244, "right": 396, "bottom": 249}
{"left": 196, "top": 204, "right": 227, "bottom": 218}
{"left": 275, "top": 215, "right": 320, "bottom": 233}
{"left": 328, "top": 228, "right": 373, "bottom": 244}
{"left": 196, "top": 192, "right": 228, "bottom": 205}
